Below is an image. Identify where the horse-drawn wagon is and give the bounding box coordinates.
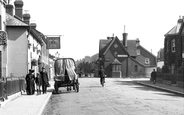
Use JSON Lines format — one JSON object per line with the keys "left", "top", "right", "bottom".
{"left": 53, "top": 58, "right": 79, "bottom": 93}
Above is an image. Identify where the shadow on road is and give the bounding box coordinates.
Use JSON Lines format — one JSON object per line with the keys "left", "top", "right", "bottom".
{"left": 113, "top": 80, "right": 184, "bottom": 97}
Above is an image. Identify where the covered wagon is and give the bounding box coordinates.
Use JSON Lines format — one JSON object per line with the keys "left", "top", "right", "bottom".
{"left": 53, "top": 58, "right": 79, "bottom": 93}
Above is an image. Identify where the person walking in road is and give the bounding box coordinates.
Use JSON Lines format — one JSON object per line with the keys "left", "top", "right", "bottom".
{"left": 40, "top": 67, "right": 49, "bottom": 94}
{"left": 98, "top": 66, "right": 106, "bottom": 86}
{"left": 151, "top": 69, "right": 157, "bottom": 84}
{"left": 25, "top": 69, "right": 35, "bottom": 95}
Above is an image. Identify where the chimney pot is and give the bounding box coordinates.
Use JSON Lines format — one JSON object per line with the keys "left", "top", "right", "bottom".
{"left": 30, "top": 23, "right": 37, "bottom": 29}
{"left": 123, "top": 33, "right": 128, "bottom": 47}
{"left": 14, "top": 0, "right": 24, "bottom": 19}
{"left": 136, "top": 38, "right": 140, "bottom": 47}
{"left": 23, "top": 13, "right": 31, "bottom": 24}
{"left": 6, "top": 4, "right": 14, "bottom": 16}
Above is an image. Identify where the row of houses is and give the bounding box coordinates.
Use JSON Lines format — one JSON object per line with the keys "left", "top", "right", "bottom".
{"left": 96, "top": 16, "right": 184, "bottom": 78}
{"left": 0, "top": 0, "right": 53, "bottom": 78}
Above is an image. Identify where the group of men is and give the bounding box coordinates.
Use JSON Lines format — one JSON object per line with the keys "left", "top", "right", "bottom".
{"left": 25, "top": 67, "right": 49, "bottom": 95}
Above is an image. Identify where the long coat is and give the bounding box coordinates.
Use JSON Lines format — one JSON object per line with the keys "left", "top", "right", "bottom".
{"left": 98, "top": 69, "right": 106, "bottom": 78}
{"left": 151, "top": 71, "right": 157, "bottom": 80}
{"left": 25, "top": 73, "right": 35, "bottom": 95}
{"left": 40, "top": 71, "right": 49, "bottom": 85}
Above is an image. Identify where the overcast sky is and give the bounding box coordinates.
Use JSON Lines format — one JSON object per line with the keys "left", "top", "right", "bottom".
{"left": 14, "top": 0, "right": 184, "bottom": 60}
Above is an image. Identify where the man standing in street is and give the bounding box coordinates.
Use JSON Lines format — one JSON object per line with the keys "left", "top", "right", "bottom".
{"left": 151, "top": 69, "right": 157, "bottom": 84}
{"left": 25, "top": 69, "right": 35, "bottom": 95}
{"left": 98, "top": 66, "right": 106, "bottom": 86}
{"left": 40, "top": 67, "right": 49, "bottom": 94}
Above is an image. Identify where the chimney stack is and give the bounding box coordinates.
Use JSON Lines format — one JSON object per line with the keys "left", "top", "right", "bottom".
{"left": 136, "top": 38, "right": 140, "bottom": 47}
{"left": 14, "top": 0, "right": 23, "bottom": 19}
{"left": 6, "top": 4, "right": 14, "bottom": 16}
{"left": 30, "top": 23, "right": 37, "bottom": 29}
{"left": 122, "top": 25, "right": 128, "bottom": 47}
{"left": 23, "top": 13, "right": 30, "bottom": 25}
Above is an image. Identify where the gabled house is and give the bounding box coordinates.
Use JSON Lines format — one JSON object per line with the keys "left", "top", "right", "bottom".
{"left": 164, "top": 16, "right": 184, "bottom": 74}
{"left": 4, "top": 0, "right": 49, "bottom": 77}
{"left": 99, "top": 33, "right": 157, "bottom": 78}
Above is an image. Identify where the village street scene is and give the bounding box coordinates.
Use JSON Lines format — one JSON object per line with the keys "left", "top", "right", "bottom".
{"left": 0, "top": 0, "right": 184, "bottom": 115}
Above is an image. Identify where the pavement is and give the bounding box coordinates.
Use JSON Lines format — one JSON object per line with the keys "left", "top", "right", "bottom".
{"left": 0, "top": 80, "right": 54, "bottom": 115}
{"left": 135, "top": 78, "right": 184, "bottom": 96}
{"left": 0, "top": 78, "right": 183, "bottom": 115}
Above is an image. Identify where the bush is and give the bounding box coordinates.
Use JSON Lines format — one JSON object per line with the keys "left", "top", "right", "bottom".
{"left": 162, "top": 73, "right": 173, "bottom": 81}
{"left": 177, "top": 66, "right": 184, "bottom": 74}
{"left": 176, "top": 74, "right": 184, "bottom": 82}
{"left": 162, "top": 65, "right": 170, "bottom": 73}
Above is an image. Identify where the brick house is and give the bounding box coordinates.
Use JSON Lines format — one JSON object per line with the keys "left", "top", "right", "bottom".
{"left": 98, "top": 33, "right": 157, "bottom": 78}
{"left": 164, "top": 16, "right": 184, "bottom": 74}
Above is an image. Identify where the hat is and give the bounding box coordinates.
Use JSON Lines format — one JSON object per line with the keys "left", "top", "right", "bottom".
{"left": 29, "top": 69, "right": 34, "bottom": 73}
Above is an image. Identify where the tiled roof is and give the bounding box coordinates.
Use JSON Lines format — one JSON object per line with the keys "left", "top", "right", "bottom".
{"left": 99, "top": 39, "right": 112, "bottom": 57}
{"left": 112, "top": 58, "right": 121, "bottom": 64}
{"left": 165, "top": 19, "right": 183, "bottom": 36}
{"left": 30, "top": 28, "right": 45, "bottom": 44}
{"left": 6, "top": 13, "right": 27, "bottom": 26}
{"left": 127, "top": 40, "right": 137, "bottom": 56}
{"left": 99, "top": 38, "right": 137, "bottom": 57}
{"left": 99, "top": 39, "right": 112, "bottom": 51}
{"left": 99, "top": 37, "right": 129, "bottom": 57}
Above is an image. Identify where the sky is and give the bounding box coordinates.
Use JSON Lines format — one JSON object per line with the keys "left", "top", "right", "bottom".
{"left": 11, "top": 0, "right": 184, "bottom": 60}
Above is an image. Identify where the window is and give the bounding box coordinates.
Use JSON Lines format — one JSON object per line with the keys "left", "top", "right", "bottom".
{"left": 166, "top": 41, "right": 169, "bottom": 52}
{"left": 134, "top": 65, "right": 138, "bottom": 72}
{"left": 112, "top": 65, "right": 121, "bottom": 72}
{"left": 171, "top": 39, "right": 175, "bottom": 52}
{"left": 145, "top": 58, "right": 150, "bottom": 64}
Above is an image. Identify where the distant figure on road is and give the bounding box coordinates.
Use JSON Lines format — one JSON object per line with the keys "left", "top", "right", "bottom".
{"left": 25, "top": 69, "right": 35, "bottom": 95}
{"left": 98, "top": 66, "right": 106, "bottom": 86}
{"left": 40, "top": 67, "right": 49, "bottom": 94}
{"left": 151, "top": 69, "right": 157, "bottom": 84}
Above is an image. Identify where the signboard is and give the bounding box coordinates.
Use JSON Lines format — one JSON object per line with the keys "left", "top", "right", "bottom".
{"left": 0, "top": 30, "right": 7, "bottom": 45}
{"left": 46, "top": 36, "right": 60, "bottom": 49}
{"left": 117, "top": 54, "right": 128, "bottom": 57}
{"left": 182, "top": 52, "right": 184, "bottom": 58}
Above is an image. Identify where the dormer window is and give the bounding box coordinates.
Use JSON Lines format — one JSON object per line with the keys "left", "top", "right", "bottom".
{"left": 145, "top": 58, "right": 150, "bottom": 65}
{"left": 171, "top": 39, "right": 175, "bottom": 52}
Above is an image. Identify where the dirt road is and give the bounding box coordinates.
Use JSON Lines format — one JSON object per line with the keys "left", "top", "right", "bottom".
{"left": 42, "top": 78, "right": 184, "bottom": 115}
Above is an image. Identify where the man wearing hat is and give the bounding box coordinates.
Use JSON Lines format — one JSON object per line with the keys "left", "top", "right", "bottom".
{"left": 25, "top": 69, "right": 35, "bottom": 95}
{"left": 40, "top": 67, "right": 49, "bottom": 94}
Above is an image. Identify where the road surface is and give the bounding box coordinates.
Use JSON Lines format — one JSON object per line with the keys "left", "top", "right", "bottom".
{"left": 42, "top": 78, "right": 184, "bottom": 115}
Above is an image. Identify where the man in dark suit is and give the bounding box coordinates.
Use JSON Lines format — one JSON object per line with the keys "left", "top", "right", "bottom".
{"left": 151, "top": 69, "right": 157, "bottom": 84}
{"left": 40, "top": 67, "right": 49, "bottom": 94}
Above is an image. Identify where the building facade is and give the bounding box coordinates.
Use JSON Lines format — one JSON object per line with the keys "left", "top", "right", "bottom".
{"left": 99, "top": 33, "right": 157, "bottom": 78}
{"left": 0, "top": 0, "right": 49, "bottom": 78}
{"left": 164, "top": 16, "right": 184, "bottom": 74}
{"left": 0, "top": 0, "right": 8, "bottom": 77}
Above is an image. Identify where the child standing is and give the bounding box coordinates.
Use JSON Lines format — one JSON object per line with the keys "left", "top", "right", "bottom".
{"left": 35, "top": 73, "right": 42, "bottom": 95}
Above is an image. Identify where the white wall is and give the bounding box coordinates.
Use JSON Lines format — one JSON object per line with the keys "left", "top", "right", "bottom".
{"left": 0, "top": 1, "right": 8, "bottom": 77}
{"left": 7, "top": 27, "right": 28, "bottom": 77}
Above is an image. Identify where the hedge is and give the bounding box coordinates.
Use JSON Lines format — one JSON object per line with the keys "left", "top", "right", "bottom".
{"left": 156, "top": 72, "right": 184, "bottom": 83}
